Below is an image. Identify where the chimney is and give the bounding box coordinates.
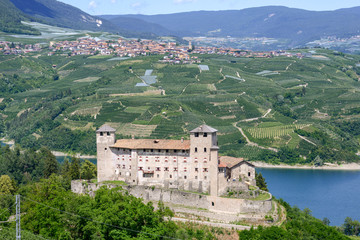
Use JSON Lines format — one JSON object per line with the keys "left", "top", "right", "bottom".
{"left": 181, "top": 137, "right": 184, "bottom": 143}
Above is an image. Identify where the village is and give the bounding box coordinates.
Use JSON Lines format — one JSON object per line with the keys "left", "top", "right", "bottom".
{"left": 0, "top": 37, "right": 307, "bottom": 62}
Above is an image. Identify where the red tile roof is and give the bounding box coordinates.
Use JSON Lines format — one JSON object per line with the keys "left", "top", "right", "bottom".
{"left": 111, "top": 139, "right": 190, "bottom": 150}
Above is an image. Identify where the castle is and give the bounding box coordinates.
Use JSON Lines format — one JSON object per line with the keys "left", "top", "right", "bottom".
{"left": 96, "top": 124, "right": 256, "bottom": 196}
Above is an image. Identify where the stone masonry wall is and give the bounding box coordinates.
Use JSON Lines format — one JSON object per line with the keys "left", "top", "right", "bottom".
{"left": 71, "top": 181, "right": 272, "bottom": 214}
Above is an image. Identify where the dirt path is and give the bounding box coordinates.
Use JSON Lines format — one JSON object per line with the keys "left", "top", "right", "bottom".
{"left": 180, "top": 74, "right": 200, "bottom": 95}
{"left": 238, "top": 109, "right": 272, "bottom": 122}
{"left": 171, "top": 217, "right": 251, "bottom": 230}
{"left": 233, "top": 123, "right": 278, "bottom": 152}
{"left": 232, "top": 109, "right": 278, "bottom": 152}
{"left": 298, "top": 135, "right": 317, "bottom": 146}
{"left": 285, "top": 60, "right": 296, "bottom": 71}
{"left": 217, "top": 68, "right": 227, "bottom": 84}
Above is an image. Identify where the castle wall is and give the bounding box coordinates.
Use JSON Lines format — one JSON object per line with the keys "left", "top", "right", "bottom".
{"left": 71, "top": 181, "right": 272, "bottom": 215}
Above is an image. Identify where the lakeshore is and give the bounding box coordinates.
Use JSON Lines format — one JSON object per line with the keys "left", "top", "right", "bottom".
{"left": 251, "top": 161, "right": 360, "bottom": 171}
{"left": 51, "top": 151, "right": 96, "bottom": 159}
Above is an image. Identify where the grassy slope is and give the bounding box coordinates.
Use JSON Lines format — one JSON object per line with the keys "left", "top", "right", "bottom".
{"left": 1, "top": 49, "right": 360, "bottom": 161}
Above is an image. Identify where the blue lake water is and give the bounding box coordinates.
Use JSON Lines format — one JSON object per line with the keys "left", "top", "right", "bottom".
{"left": 56, "top": 156, "right": 97, "bottom": 164}
{"left": 257, "top": 168, "right": 360, "bottom": 226}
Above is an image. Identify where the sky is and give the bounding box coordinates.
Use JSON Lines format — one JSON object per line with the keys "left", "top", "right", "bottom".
{"left": 57, "top": 0, "right": 360, "bottom": 15}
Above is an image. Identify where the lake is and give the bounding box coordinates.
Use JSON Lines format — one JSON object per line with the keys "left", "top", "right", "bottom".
{"left": 257, "top": 167, "right": 360, "bottom": 226}
{"left": 56, "top": 156, "right": 97, "bottom": 164}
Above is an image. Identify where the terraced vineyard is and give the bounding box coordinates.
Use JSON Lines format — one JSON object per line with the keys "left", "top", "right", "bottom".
{"left": 1, "top": 49, "right": 360, "bottom": 164}
{"left": 247, "top": 124, "right": 309, "bottom": 138}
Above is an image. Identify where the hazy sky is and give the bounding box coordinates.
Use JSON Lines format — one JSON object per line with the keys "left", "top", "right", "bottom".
{"left": 57, "top": 0, "right": 360, "bottom": 15}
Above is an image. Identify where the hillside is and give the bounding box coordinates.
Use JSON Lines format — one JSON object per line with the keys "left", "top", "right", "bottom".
{"left": 109, "top": 6, "right": 360, "bottom": 46}
{"left": 0, "top": 0, "right": 157, "bottom": 38}
{"left": 1, "top": 49, "right": 360, "bottom": 165}
{"left": 0, "top": 0, "right": 40, "bottom": 35}
{"left": 8, "top": 0, "right": 120, "bottom": 33}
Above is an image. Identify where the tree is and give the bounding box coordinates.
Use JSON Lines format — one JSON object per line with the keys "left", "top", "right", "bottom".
{"left": 255, "top": 172, "right": 268, "bottom": 191}
{"left": 41, "top": 147, "right": 59, "bottom": 178}
{"left": 343, "top": 217, "right": 360, "bottom": 236}
{"left": 69, "top": 157, "right": 81, "bottom": 180}
{"left": 80, "top": 160, "right": 97, "bottom": 181}
{"left": 323, "top": 217, "right": 330, "bottom": 226}
{"left": 0, "top": 175, "right": 15, "bottom": 195}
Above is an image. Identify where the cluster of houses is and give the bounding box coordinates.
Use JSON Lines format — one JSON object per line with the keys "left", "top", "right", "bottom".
{"left": 1, "top": 37, "right": 307, "bottom": 60}
{"left": 0, "top": 41, "right": 42, "bottom": 55}
{"left": 48, "top": 37, "right": 191, "bottom": 57}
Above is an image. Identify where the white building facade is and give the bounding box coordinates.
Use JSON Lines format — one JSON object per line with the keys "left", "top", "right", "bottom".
{"left": 97, "top": 124, "right": 256, "bottom": 196}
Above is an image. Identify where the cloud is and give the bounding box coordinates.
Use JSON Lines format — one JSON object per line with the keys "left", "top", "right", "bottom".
{"left": 131, "top": 2, "right": 142, "bottom": 8}
{"left": 88, "top": 0, "right": 97, "bottom": 9}
{"left": 174, "top": 0, "right": 197, "bottom": 3}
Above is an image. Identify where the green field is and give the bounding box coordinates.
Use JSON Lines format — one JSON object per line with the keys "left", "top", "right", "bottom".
{"left": 1, "top": 48, "right": 360, "bottom": 163}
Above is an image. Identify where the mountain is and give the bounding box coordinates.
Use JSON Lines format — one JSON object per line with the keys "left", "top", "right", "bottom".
{"left": 0, "top": 0, "right": 40, "bottom": 35}
{"left": 8, "top": 0, "right": 121, "bottom": 33}
{"left": 106, "top": 6, "right": 360, "bottom": 46}
{"left": 0, "top": 0, "right": 159, "bottom": 38}
{"left": 100, "top": 15, "right": 176, "bottom": 36}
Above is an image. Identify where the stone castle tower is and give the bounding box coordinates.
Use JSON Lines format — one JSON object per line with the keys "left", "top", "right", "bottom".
{"left": 96, "top": 125, "right": 116, "bottom": 182}
{"left": 189, "top": 125, "right": 219, "bottom": 195}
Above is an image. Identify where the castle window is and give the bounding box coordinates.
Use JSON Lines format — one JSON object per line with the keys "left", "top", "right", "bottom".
{"left": 107, "top": 132, "right": 110, "bottom": 136}
{"left": 157, "top": 174, "right": 159, "bottom": 178}
{"left": 105, "top": 148, "right": 107, "bottom": 151}
{"left": 212, "top": 202, "right": 214, "bottom": 206}
{"left": 203, "top": 168, "right": 208, "bottom": 172}
{"left": 195, "top": 168, "right": 198, "bottom": 172}
{"left": 184, "top": 176, "right": 187, "bottom": 179}
{"left": 174, "top": 167, "right": 178, "bottom": 171}
{"left": 195, "top": 133, "right": 199, "bottom": 137}
{"left": 204, "top": 176, "right": 207, "bottom": 180}
{"left": 203, "top": 133, "right": 207, "bottom": 137}
{"left": 100, "top": 132, "right": 103, "bottom": 136}
{"left": 129, "top": 166, "right": 131, "bottom": 169}
{"left": 122, "top": 165, "right": 125, "bottom": 169}
{"left": 204, "top": 148, "right": 207, "bottom": 152}
{"left": 164, "top": 167, "right": 169, "bottom": 171}
{"left": 248, "top": 172, "right": 251, "bottom": 177}
{"left": 195, "top": 147, "right": 198, "bottom": 152}
{"left": 156, "top": 167, "right": 160, "bottom": 171}
{"left": 117, "top": 164, "right": 120, "bottom": 168}
{"left": 195, "top": 176, "right": 198, "bottom": 179}
{"left": 139, "top": 167, "right": 143, "bottom": 170}
{"left": 170, "top": 175, "right": 172, "bottom": 178}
